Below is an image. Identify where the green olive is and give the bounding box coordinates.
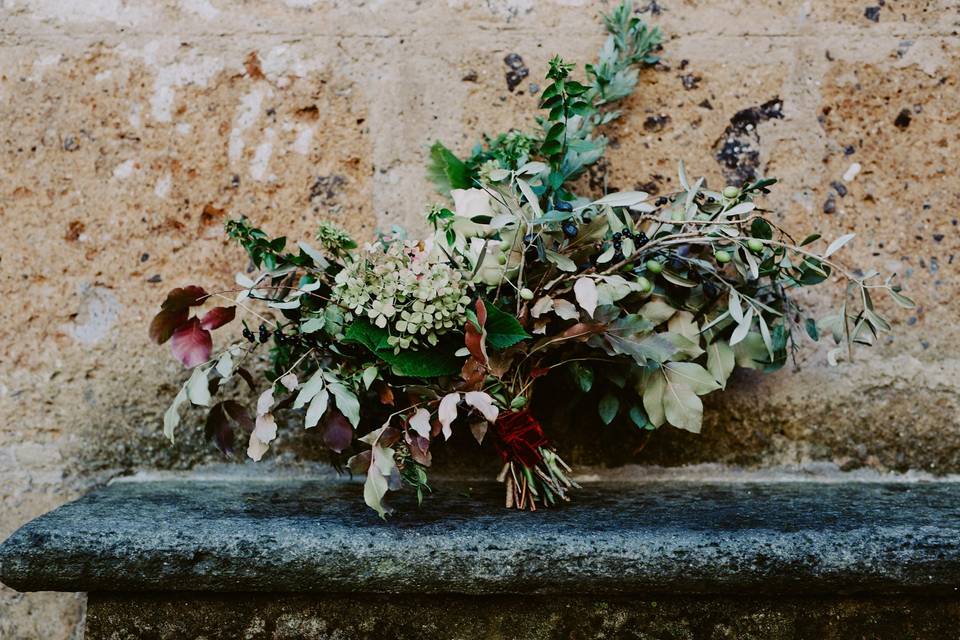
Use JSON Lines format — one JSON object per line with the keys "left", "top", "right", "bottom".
{"left": 497, "top": 253, "right": 508, "bottom": 265}
{"left": 519, "top": 287, "right": 534, "bottom": 301}
{"left": 722, "top": 186, "right": 740, "bottom": 199}
{"left": 747, "top": 238, "right": 764, "bottom": 253}
{"left": 636, "top": 276, "right": 653, "bottom": 293}
{"left": 645, "top": 260, "right": 663, "bottom": 274}
{"left": 510, "top": 396, "right": 528, "bottom": 409}
{"left": 714, "top": 250, "right": 732, "bottom": 263}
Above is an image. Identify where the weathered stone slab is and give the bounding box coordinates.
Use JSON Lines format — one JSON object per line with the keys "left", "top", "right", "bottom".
{"left": 84, "top": 592, "right": 960, "bottom": 640}
{"left": 2, "top": 478, "right": 959, "bottom": 596}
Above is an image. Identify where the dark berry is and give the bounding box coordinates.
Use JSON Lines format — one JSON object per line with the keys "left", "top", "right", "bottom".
{"left": 655, "top": 197, "right": 668, "bottom": 206}
{"left": 554, "top": 199, "right": 573, "bottom": 212}
{"left": 703, "top": 281, "right": 719, "bottom": 298}
{"left": 562, "top": 222, "right": 578, "bottom": 237}
{"left": 612, "top": 232, "right": 623, "bottom": 241}
{"left": 612, "top": 252, "right": 625, "bottom": 263}
{"left": 669, "top": 257, "right": 685, "bottom": 271}
{"left": 275, "top": 332, "right": 286, "bottom": 344}
{"left": 242, "top": 328, "right": 256, "bottom": 343}
{"left": 635, "top": 232, "right": 649, "bottom": 246}
{"left": 623, "top": 230, "right": 634, "bottom": 239}
{"left": 258, "top": 324, "right": 270, "bottom": 343}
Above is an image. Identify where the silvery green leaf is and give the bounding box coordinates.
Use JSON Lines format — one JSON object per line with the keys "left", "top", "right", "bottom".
{"left": 487, "top": 169, "right": 512, "bottom": 182}
{"left": 516, "top": 178, "right": 542, "bottom": 217}
{"left": 733, "top": 332, "right": 769, "bottom": 369}
{"left": 186, "top": 366, "right": 212, "bottom": 407}
{"left": 662, "top": 378, "right": 702, "bottom": 433}
{"left": 301, "top": 316, "right": 325, "bottom": 333}
{"left": 642, "top": 371, "right": 666, "bottom": 427}
{"left": 328, "top": 382, "right": 361, "bottom": 427}
{"left": 545, "top": 249, "right": 577, "bottom": 272}
{"left": 490, "top": 213, "right": 516, "bottom": 229}
{"left": 297, "top": 241, "right": 330, "bottom": 269}
{"left": 824, "top": 233, "right": 855, "bottom": 257}
{"left": 163, "top": 385, "right": 189, "bottom": 443}
{"left": 728, "top": 290, "right": 744, "bottom": 323}
{"left": 639, "top": 298, "right": 676, "bottom": 325}
{"left": 665, "top": 362, "right": 721, "bottom": 395}
{"left": 629, "top": 202, "right": 657, "bottom": 213}
{"left": 677, "top": 160, "right": 690, "bottom": 191}
{"left": 684, "top": 176, "right": 703, "bottom": 211}
{"left": 743, "top": 247, "right": 759, "bottom": 279}
{"left": 362, "top": 366, "right": 378, "bottom": 389}
{"left": 722, "top": 202, "right": 755, "bottom": 218}
{"left": 706, "top": 339, "right": 735, "bottom": 388}
{"left": 589, "top": 191, "right": 649, "bottom": 208}
{"left": 215, "top": 351, "right": 234, "bottom": 378}
{"left": 517, "top": 161, "right": 548, "bottom": 175}
{"left": 598, "top": 393, "right": 620, "bottom": 425}
{"left": 621, "top": 237, "right": 635, "bottom": 258}
{"left": 730, "top": 307, "right": 754, "bottom": 346}
{"left": 574, "top": 278, "right": 599, "bottom": 318}
{"left": 304, "top": 389, "right": 329, "bottom": 429}
{"left": 268, "top": 299, "right": 301, "bottom": 310}
{"left": 758, "top": 314, "right": 774, "bottom": 360}
{"left": 293, "top": 370, "right": 325, "bottom": 409}
{"left": 595, "top": 246, "right": 616, "bottom": 264}
{"left": 887, "top": 288, "right": 916, "bottom": 309}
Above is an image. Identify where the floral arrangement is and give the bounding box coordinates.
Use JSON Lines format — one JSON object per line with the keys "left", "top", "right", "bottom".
{"left": 150, "top": 2, "right": 912, "bottom": 517}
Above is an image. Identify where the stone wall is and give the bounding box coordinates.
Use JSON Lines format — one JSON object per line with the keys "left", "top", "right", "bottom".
{"left": 1, "top": 0, "right": 957, "bottom": 637}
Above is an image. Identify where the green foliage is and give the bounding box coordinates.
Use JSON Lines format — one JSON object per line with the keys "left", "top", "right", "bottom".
{"left": 427, "top": 141, "right": 471, "bottom": 196}
{"left": 344, "top": 318, "right": 464, "bottom": 377}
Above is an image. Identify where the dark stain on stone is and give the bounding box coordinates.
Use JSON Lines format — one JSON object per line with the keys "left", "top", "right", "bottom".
{"left": 844, "top": 145, "right": 856, "bottom": 155}
{"left": 823, "top": 197, "right": 836, "bottom": 214}
{"left": 147, "top": 274, "right": 162, "bottom": 283}
{"left": 295, "top": 105, "right": 319, "bottom": 122}
{"left": 63, "top": 136, "right": 79, "bottom": 152}
{"left": 698, "top": 99, "right": 713, "bottom": 110}
{"left": 894, "top": 108, "right": 912, "bottom": 129}
{"left": 200, "top": 204, "right": 225, "bottom": 228}
{"left": 65, "top": 220, "right": 85, "bottom": 242}
{"left": 864, "top": 6, "right": 881, "bottom": 22}
{"left": 503, "top": 54, "right": 529, "bottom": 93}
{"left": 140, "top": 253, "right": 150, "bottom": 263}
{"left": 243, "top": 51, "right": 265, "bottom": 80}
{"left": 461, "top": 71, "right": 478, "bottom": 82}
{"left": 310, "top": 175, "right": 346, "bottom": 205}
{"left": 638, "top": 0, "right": 662, "bottom": 15}
{"left": 635, "top": 176, "right": 663, "bottom": 195}
{"left": 713, "top": 97, "right": 784, "bottom": 184}
{"left": 831, "top": 181, "right": 848, "bottom": 197}
{"left": 643, "top": 114, "right": 671, "bottom": 132}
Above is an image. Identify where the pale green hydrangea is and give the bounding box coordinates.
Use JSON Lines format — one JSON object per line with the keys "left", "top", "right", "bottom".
{"left": 332, "top": 241, "right": 473, "bottom": 351}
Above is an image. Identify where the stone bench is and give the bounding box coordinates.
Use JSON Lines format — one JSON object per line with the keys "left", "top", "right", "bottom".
{"left": 2, "top": 475, "right": 960, "bottom": 639}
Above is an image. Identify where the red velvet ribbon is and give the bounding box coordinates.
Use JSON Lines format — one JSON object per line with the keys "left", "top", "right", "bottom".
{"left": 493, "top": 409, "right": 549, "bottom": 468}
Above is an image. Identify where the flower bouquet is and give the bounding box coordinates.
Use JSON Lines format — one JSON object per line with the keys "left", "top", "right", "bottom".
{"left": 150, "top": 2, "right": 912, "bottom": 516}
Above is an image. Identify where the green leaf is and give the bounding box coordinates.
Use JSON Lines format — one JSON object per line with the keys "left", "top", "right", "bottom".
{"left": 598, "top": 393, "right": 620, "bottom": 425}
{"left": 662, "top": 377, "right": 702, "bottom": 433}
{"left": 750, "top": 218, "right": 773, "bottom": 240}
{"left": 705, "top": 340, "right": 735, "bottom": 388}
{"left": 628, "top": 405, "right": 653, "bottom": 430}
{"left": 427, "top": 141, "right": 471, "bottom": 197}
{"left": 344, "top": 319, "right": 464, "bottom": 377}
{"left": 805, "top": 318, "right": 819, "bottom": 341}
{"left": 483, "top": 302, "right": 531, "bottom": 349}
{"left": 569, "top": 362, "right": 594, "bottom": 392}
{"left": 328, "top": 381, "right": 361, "bottom": 428}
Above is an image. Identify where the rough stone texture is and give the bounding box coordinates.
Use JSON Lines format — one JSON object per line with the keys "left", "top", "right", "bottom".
{"left": 84, "top": 592, "right": 960, "bottom": 640}
{"left": 4, "top": 478, "right": 960, "bottom": 595}
{"left": 1, "top": 1, "right": 958, "bottom": 636}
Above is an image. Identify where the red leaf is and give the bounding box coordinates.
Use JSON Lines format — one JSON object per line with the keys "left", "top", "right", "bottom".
{"left": 161, "top": 285, "right": 208, "bottom": 311}
{"left": 348, "top": 449, "right": 372, "bottom": 474}
{"left": 322, "top": 411, "right": 354, "bottom": 453}
{"left": 170, "top": 317, "right": 213, "bottom": 367}
{"left": 200, "top": 306, "right": 236, "bottom": 331}
{"left": 149, "top": 306, "right": 189, "bottom": 344}
{"left": 204, "top": 403, "right": 234, "bottom": 456}
{"left": 222, "top": 400, "right": 254, "bottom": 432}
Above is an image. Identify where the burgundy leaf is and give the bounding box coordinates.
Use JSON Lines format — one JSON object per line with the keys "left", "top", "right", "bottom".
{"left": 204, "top": 403, "right": 234, "bottom": 456}
{"left": 222, "top": 400, "right": 254, "bottom": 432}
{"left": 170, "top": 317, "right": 213, "bottom": 367}
{"left": 322, "top": 411, "right": 354, "bottom": 453}
{"left": 161, "top": 285, "right": 208, "bottom": 311}
{"left": 407, "top": 434, "right": 432, "bottom": 467}
{"left": 348, "top": 449, "right": 372, "bottom": 475}
{"left": 200, "top": 306, "right": 236, "bottom": 331}
{"left": 149, "top": 306, "right": 189, "bottom": 345}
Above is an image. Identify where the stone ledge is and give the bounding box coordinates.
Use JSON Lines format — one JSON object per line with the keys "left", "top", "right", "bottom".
{"left": 2, "top": 478, "right": 960, "bottom": 596}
